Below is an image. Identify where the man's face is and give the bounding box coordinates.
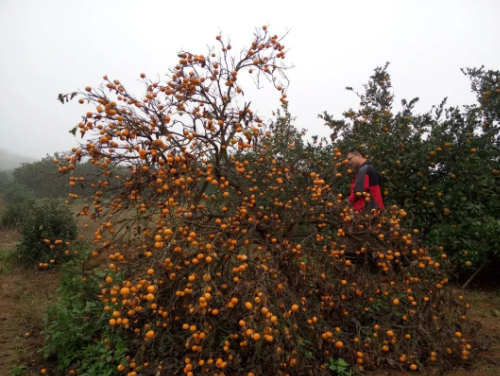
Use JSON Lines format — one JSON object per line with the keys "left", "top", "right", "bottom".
{"left": 347, "top": 153, "right": 361, "bottom": 169}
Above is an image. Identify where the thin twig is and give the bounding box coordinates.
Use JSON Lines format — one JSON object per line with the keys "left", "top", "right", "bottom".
{"left": 461, "top": 262, "right": 488, "bottom": 289}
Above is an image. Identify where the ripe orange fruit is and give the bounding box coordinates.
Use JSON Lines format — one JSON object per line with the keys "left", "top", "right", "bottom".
{"left": 291, "top": 304, "right": 299, "bottom": 312}
{"left": 145, "top": 330, "right": 155, "bottom": 339}
{"left": 410, "top": 364, "right": 418, "bottom": 371}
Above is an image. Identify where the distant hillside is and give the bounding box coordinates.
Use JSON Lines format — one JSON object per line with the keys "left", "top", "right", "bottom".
{"left": 0, "top": 148, "right": 37, "bottom": 171}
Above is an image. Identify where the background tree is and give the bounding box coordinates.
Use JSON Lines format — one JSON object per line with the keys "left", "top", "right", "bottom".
{"left": 11, "top": 153, "right": 129, "bottom": 199}
{"left": 0, "top": 170, "right": 13, "bottom": 193}
{"left": 321, "top": 63, "right": 500, "bottom": 273}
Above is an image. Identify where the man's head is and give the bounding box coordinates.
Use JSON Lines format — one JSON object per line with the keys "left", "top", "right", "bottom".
{"left": 347, "top": 148, "right": 366, "bottom": 169}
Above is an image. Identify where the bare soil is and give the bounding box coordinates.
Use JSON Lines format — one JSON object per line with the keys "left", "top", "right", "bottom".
{"left": 0, "top": 228, "right": 59, "bottom": 376}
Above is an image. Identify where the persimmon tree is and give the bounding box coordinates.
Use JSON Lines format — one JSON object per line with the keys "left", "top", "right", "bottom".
{"left": 54, "top": 28, "right": 477, "bottom": 375}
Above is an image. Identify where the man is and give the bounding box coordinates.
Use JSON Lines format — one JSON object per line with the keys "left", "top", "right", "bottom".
{"left": 347, "top": 149, "right": 384, "bottom": 212}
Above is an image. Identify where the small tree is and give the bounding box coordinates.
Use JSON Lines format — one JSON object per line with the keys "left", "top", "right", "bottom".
{"left": 16, "top": 199, "right": 77, "bottom": 266}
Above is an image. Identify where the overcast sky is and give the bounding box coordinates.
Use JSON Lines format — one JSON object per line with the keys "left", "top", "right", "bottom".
{"left": 1, "top": 0, "right": 499, "bottom": 159}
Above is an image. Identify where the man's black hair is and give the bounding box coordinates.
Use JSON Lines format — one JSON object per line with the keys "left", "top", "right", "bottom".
{"left": 347, "top": 148, "right": 363, "bottom": 156}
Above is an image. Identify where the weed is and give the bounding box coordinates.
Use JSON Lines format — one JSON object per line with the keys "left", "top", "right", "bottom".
{"left": 325, "top": 358, "right": 351, "bottom": 375}
{"left": 9, "top": 364, "right": 28, "bottom": 376}
{"left": 42, "top": 253, "right": 127, "bottom": 375}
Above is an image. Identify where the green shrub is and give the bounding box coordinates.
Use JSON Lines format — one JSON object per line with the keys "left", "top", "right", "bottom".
{"left": 0, "top": 184, "right": 36, "bottom": 228}
{"left": 427, "top": 216, "right": 500, "bottom": 268}
{"left": 43, "top": 254, "right": 127, "bottom": 375}
{"left": 16, "top": 199, "right": 77, "bottom": 266}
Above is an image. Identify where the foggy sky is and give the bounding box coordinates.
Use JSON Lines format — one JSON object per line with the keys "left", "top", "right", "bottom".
{"left": 1, "top": 0, "right": 499, "bottom": 160}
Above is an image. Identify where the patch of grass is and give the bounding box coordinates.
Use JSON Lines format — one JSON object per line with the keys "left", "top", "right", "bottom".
{"left": 9, "top": 364, "right": 28, "bottom": 376}
{"left": 0, "top": 184, "right": 36, "bottom": 229}
{"left": 16, "top": 308, "right": 45, "bottom": 329}
{"left": 0, "top": 248, "right": 18, "bottom": 275}
{"left": 467, "top": 291, "right": 485, "bottom": 303}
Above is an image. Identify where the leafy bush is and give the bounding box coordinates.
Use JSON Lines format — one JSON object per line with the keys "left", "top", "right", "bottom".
{"left": 43, "top": 252, "right": 128, "bottom": 375}
{"left": 0, "top": 183, "right": 36, "bottom": 228}
{"left": 16, "top": 199, "right": 77, "bottom": 266}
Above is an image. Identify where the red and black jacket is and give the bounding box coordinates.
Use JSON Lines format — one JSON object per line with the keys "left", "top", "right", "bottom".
{"left": 348, "top": 161, "right": 384, "bottom": 212}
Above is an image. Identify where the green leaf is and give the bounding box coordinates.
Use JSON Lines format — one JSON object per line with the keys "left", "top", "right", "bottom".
{"left": 338, "top": 359, "right": 348, "bottom": 367}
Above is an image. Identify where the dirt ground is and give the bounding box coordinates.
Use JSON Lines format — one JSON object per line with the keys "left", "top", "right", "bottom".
{"left": 0, "top": 228, "right": 59, "bottom": 376}
{"left": 0, "top": 202, "right": 102, "bottom": 376}
{"left": 0, "top": 220, "right": 499, "bottom": 375}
